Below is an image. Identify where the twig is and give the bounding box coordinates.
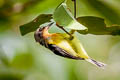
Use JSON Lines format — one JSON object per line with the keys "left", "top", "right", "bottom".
{"left": 70, "top": 0, "right": 77, "bottom": 34}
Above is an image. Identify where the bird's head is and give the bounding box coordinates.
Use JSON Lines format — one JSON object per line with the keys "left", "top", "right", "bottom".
{"left": 34, "top": 26, "right": 52, "bottom": 45}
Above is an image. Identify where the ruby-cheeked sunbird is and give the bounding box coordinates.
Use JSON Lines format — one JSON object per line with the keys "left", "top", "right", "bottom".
{"left": 34, "top": 23, "right": 106, "bottom": 69}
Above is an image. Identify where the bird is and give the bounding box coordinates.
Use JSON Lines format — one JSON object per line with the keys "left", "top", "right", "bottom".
{"left": 34, "top": 23, "right": 106, "bottom": 69}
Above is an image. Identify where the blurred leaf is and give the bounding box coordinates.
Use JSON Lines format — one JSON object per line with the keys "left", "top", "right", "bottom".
{"left": 0, "top": 48, "right": 9, "bottom": 66}
{"left": 53, "top": 3, "right": 87, "bottom": 30}
{"left": 77, "top": 16, "right": 120, "bottom": 35}
{"left": 0, "top": 73, "right": 24, "bottom": 80}
{"left": 20, "top": 14, "right": 52, "bottom": 36}
{"left": 66, "top": 0, "right": 99, "bottom": 16}
{"left": 66, "top": 0, "right": 120, "bottom": 26}
{"left": 11, "top": 52, "right": 34, "bottom": 70}
{"left": 24, "top": 0, "right": 63, "bottom": 15}
{"left": 84, "top": 0, "right": 120, "bottom": 25}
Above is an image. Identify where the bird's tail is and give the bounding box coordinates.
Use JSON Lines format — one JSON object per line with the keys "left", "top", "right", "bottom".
{"left": 85, "top": 58, "right": 106, "bottom": 69}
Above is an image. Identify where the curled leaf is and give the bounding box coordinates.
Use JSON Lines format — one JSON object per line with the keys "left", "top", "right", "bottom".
{"left": 20, "top": 14, "right": 52, "bottom": 36}
{"left": 53, "top": 3, "right": 87, "bottom": 30}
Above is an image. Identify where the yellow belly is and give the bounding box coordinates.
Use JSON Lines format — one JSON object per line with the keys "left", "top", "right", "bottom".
{"left": 47, "top": 33, "right": 89, "bottom": 59}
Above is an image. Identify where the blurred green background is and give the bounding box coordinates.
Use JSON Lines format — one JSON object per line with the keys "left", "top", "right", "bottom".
{"left": 1, "top": 0, "right": 120, "bottom": 80}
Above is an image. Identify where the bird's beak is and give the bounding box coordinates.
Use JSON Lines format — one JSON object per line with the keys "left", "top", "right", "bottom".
{"left": 47, "top": 22, "right": 54, "bottom": 29}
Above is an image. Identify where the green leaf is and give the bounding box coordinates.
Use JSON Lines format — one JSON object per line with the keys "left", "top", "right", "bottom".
{"left": 66, "top": 0, "right": 120, "bottom": 26}
{"left": 83, "top": 0, "right": 120, "bottom": 25}
{"left": 77, "top": 16, "right": 120, "bottom": 35}
{"left": 53, "top": 3, "right": 87, "bottom": 30}
{"left": 20, "top": 14, "right": 52, "bottom": 36}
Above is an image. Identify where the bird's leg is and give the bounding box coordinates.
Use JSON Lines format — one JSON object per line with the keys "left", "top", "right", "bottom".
{"left": 56, "top": 24, "right": 73, "bottom": 40}
{"left": 56, "top": 24, "right": 71, "bottom": 35}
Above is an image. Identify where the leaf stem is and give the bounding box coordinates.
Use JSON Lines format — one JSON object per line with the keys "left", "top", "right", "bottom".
{"left": 71, "top": 0, "right": 77, "bottom": 34}
{"left": 72, "top": 0, "right": 77, "bottom": 18}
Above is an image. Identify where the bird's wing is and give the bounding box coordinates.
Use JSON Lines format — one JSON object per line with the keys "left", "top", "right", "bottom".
{"left": 48, "top": 33, "right": 89, "bottom": 59}
{"left": 68, "top": 35, "right": 89, "bottom": 59}
{"left": 48, "top": 44, "right": 84, "bottom": 60}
